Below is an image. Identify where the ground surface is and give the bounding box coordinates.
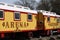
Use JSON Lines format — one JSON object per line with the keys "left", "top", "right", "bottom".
{"left": 0, "top": 35, "right": 60, "bottom": 40}
{"left": 30, "top": 35, "right": 60, "bottom": 40}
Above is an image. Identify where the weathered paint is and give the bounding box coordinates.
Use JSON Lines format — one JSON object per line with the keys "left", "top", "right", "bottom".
{"left": 0, "top": 10, "right": 37, "bottom": 32}
{"left": 44, "top": 16, "right": 60, "bottom": 30}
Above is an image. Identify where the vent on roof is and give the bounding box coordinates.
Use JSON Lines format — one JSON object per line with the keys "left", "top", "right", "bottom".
{"left": 16, "top": 5, "right": 30, "bottom": 10}
{"left": 46, "top": 11, "right": 48, "bottom": 13}
{"left": 16, "top": 5, "right": 22, "bottom": 8}
{"left": 24, "top": 7, "right": 28, "bottom": 9}
{"left": 50, "top": 12, "right": 51, "bottom": 14}
{"left": 0, "top": 3, "right": 5, "bottom": 5}
{"left": 51, "top": 12, "right": 56, "bottom": 15}
{"left": 7, "top": 4, "right": 14, "bottom": 7}
{"left": 50, "top": 12, "right": 53, "bottom": 14}
{"left": 48, "top": 12, "right": 50, "bottom": 14}
{"left": 40, "top": 10, "right": 44, "bottom": 12}
{"left": 24, "top": 7, "right": 30, "bottom": 10}
{"left": 53, "top": 13, "right": 56, "bottom": 15}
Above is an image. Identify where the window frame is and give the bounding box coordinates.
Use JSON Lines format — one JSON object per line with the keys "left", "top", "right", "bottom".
{"left": 14, "top": 12, "right": 20, "bottom": 21}
{"left": 0, "top": 10, "right": 4, "bottom": 20}
{"left": 47, "top": 16, "right": 50, "bottom": 22}
{"left": 27, "top": 13, "right": 32, "bottom": 22}
{"left": 57, "top": 18, "right": 60, "bottom": 23}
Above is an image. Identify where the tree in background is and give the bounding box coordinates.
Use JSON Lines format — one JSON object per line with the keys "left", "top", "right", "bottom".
{"left": 14, "top": 0, "right": 39, "bottom": 10}
{"left": 14, "top": 0, "right": 60, "bottom": 15}
{"left": 52, "top": 0, "right": 60, "bottom": 15}
{"left": 36, "top": 0, "right": 60, "bottom": 15}
{"left": 36, "top": 0, "right": 55, "bottom": 11}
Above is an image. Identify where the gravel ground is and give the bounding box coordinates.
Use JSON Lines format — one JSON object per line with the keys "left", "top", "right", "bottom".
{"left": 30, "top": 35, "right": 60, "bottom": 40}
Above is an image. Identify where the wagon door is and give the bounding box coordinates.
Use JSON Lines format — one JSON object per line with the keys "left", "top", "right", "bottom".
{"left": 37, "top": 12, "right": 44, "bottom": 30}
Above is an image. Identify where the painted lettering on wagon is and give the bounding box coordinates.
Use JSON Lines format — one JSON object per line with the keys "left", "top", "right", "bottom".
{"left": 2, "top": 22, "right": 29, "bottom": 31}
{"left": 48, "top": 23, "right": 58, "bottom": 26}
{"left": 48, "top": 23, "right": 60, "bottom": 29}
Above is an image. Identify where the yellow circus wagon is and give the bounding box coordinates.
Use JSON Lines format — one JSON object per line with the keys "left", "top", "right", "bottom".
{"left": 38, "top": 10, "right": 60, "bottom": 35}
{"left": 0, "top": 2, "right": 37, "bottom": 38}
{"left": 0, "top": 2, "right": 60, "bottom": 39}
{"left": 0, "top": 3, "right": 37, "bottom": 32}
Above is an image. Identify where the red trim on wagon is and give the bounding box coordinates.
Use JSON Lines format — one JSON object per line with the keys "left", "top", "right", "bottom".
{"left": 0, "top": 29, "right": 38, "bottom": 33}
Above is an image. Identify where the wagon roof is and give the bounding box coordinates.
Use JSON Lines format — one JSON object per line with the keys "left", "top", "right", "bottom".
{"left": 38, "top": 10, "right": 57, "bottom": 16}
{"left": 0, "top": 2, "right": 60, "bottom": 17}
{"left": 0, "top": 2, "right": 37, "bottom": 13}
{"left": 56, "top": 15, "right": 60, "bottom": 17}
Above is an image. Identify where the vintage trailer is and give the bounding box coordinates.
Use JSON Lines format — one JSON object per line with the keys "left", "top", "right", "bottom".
{"left": 0, "top": 2, "right": 37, "bottom": 38}
{"left": 37, "top": 10, "right": 60, "bottom": 35}
{"left": 37, "top": 10, "right": 58, "bottom": 35}
{"left": 0, "top": 3, "right": 37, "bottom": 32}
{"left": 0, "top": 2, "right": 60, "bottom": 39}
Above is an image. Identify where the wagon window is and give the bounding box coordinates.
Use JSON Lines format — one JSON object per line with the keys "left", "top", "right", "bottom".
{"left": 57, "top": 18, "right": 60, "bottom": 23}
{"left": 0, "top": 10, "right": 4, "bottom": 19}
{"left": 47, "top": 16, "right": 50, "bottom": 22}
{"left": 28, "top": 13, "right": 32, "bottom": 21}
{"left": 14, "top": 12, "right": 20, "bottom": 20}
